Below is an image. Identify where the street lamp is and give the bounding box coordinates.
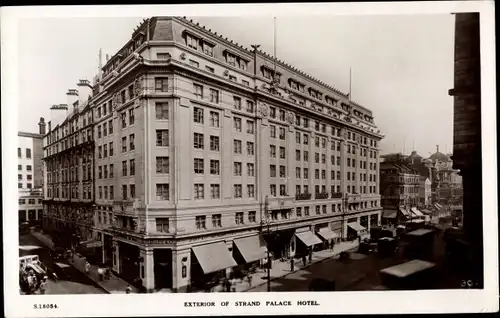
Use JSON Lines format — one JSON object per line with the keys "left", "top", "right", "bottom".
{"left": 260, "top": 195, "right": 273, "bottom": 292}
{"left": 341, "top": 193, "right": 349, "bottom": 240}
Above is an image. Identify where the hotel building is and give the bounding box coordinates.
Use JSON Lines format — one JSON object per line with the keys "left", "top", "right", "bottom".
{"left": 42, "top": 16, "right": 383, "bottom": 292}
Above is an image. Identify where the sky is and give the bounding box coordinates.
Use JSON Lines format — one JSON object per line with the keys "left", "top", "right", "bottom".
{"left": 17, "top": 14, "right": 456, "bottom": 157}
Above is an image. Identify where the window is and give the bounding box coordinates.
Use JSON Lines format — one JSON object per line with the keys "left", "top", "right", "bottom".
{"left": 99, "top": 166, "right": 103, "bottom": 179}
{"left": 229, "top": 75, "right": 237, "bottom": 82}
{"left": 98, "top": 126, "right": 102, "bottom": 139}
{"left": 156, "top": 184, "right": 169, "bottom": 200}
{"left": 233, "top": 96, "right": 241, "bottom": 110}
{"left": 104, "top": 165, "right": 108, "bottom": 178}
{"left": 242, "top": 80, "right": 250, "bottom": 86}
{"left": 155, "top": 102, "right": 169, "bottom": 119}
{"left": 194, "top": 158, "right": 204, "bottom": 174}
{"left": 279, "top": 127, "right": 286, "bottom": 140}
{"left": 246, "top": 163, "right": 255, "bottom": 177}
{"left": 247, "top": 142, "right": 254, "bottom": 155}
{"left": 234, "top": 117, "right": 242, "bottom": 132}
{"left": 109, "top": 120, "right": 113, "bottom": 134}
{"left": 129, "top": 134, "right": 135, "bottom": 150}
{"left": 322, "top": 205, "right": 327, "bottom": 214}
{"left": 156, "top": 218, "right": 169, "bottom": 233}
{"left": 110, "top": 164, "right": 114, "bottom": 178}
{"left": 322, "top": 154, "right": 326, "bottom": 164}
{"left": 303, "top": 134, "right": 309, "bottom": 145}
{"left": 212, "top": 214, "right": 222, "bottom": 228}
{"left": 270, "top": 125, "right": 276, "bottom": 138}
{"left": 322, "top": 170, "right": 326, "bottom": 179}
{"left": 195, "top": 216, "right": 206, "bottom": 229}
{"left": 247, "top": 185, "right": 255, "bottom": 198}
{"left": 270, "top": 165, "right": 276, "bottom": 177}
{"left": 246, "top": 101, "right": 254, "bottom": 113}
{"left": 234, "top": 185, "right": 243, "bottom": 198}
{"left": 122, "top": 185, "right": 128, "bottom": 200}
{"left": 130, "top": 184, "right": 136, "bottom": 198}
{"left": 26, "top": 148, "right": 31, "bottom": 158}
{"left": 121, "top": 137, "right": 127, "bottom": 152}
{"left": 279, "top": 165, "right": 286, "bottom": 178}
{"left": 304, "top": 151, "right": 309, "bottom": 161}
{"left": 122, "top": 161, "right": 127, "bottom": 176}
{"left": 270, "top": 145, "right": 276, "bottom": 158}
{"left": 194, "top": 133, "right": 204, "bottom": 149}
{"left": 189, "top": 59, "right": 199, "bottom": 68}
{"left": 246, "top": 120, "right": 254, "bottom": 134}
{"left": 18, "top": 148, "right": 21, "bottom": 158}
{"left": 270, "top": 184, "right": 276, "bottom": 196}
{"left": 130, "top": 159, "right": 135, "bottom": 176}
{"left": 210, "top": 135, "right": 220, "bottom": 151}
{"left": 109, "top": 142, "right": 114, "bottom": 156}
{"left": 18, "top": 174, "right": 22, "bottom": 181}
{"left": 315, "top": 136, "right": 320, "bottom": 147}
{"left": 121, "top": 112, "right": 127, "bottom": 128}
{"left": 234, "top": 162, "right": 242, "bottom": 176}
{"left": 296, "top": 167, "right": 301, "bottom": 178}
{"left": 280, "top": 185, "right": 286, "bottom": 196}
{"left": 210, "top": 185, "right": 220, "bottom": 199}
{"left": 296, "top": 132, "right": 301, "bottom": 144}
{"left": 18, "top": 183, "right": 22, "bottom": 189}
{"left": 129, "top": 109, "right": 135, "bottom": 125}
{"left": 209, "top": 89, "right": 219, "bottom": 103}
{"left": 234, "top": 140, "right": 242, "bottom": 154}
{"left": 98, "top": 145, "right": 103, "bottom": 159}
{"left": 304, "top": 168, "right": 309, "bottom": 179}
{"left": 270, "top": 107, "right": 276, "bottom": 118}
{"left": 315, "top": 153, "right": 320, "bottom": 163}
{"left": 210, "top": 160, "right": 220, "bottom": 175}
{"left": 296, "top": 150, "right": 301, "bottom": 161}
{"left": 249, "top": 211, "right": 256, "bottom": 223}
{"left": 315, "top": 169, "right": 320, "bottom": 179}
{"left": 322, "top": 138, "right": 326, "bottom": 148}
{"left": 194, "top": 184, "right": 204, "bottom": 199}
{"left": 279, "top": 110, "right": 286, "bottom": 121}
{"left": 193, "top": 83, "right": 203, "bottom": 99}
{"left": 210, "top": 111, "right": 219, "bottom": 127}
{"left": 235, "top": 212, "right": 244, "bottom": 224}
{"left": 155, "top": 78, "right": 168, "bottom": 92}
{"left": 103, "top": 123, "right": 107, "bottom": 137}
{"left": 18, "top": 165, "right": 21, "bottom": 170}
{"left": 280, "top": 147, "right": 286, "bottom": 159}
{"left": 194, "top": 107, "right": 204, "bottom": 124}
{"left": 296, "top": 207, "right": 302, "bottom": 217}
{"left": 205, "top": 65, "right": 214, "bottom": 73}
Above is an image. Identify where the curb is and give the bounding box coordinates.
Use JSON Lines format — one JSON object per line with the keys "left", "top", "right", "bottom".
{"left": 244, "top": 246, "right": 358, "bottom": 292}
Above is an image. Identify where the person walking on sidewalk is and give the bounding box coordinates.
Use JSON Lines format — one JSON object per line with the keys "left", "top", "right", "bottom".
{"left": 84, "top": 261, "right": 91, "bottom": 275}
{"left": 302, "top": 255, "right": 306, "bottom": 266}
{"left": 98, "top": 267, "right": 104, "bottom": 281}
{"left": 308, "top": 252, "right": 312, "bottom": 264}
{"left": 247, "top": 274, "right": 252, "bottom": 288}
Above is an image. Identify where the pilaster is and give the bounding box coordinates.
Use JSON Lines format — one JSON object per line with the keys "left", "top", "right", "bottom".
{"left": 112, "top": 240, "right": 120, "bottom": 273}
{"left": 172, "top": 249, "right": 191, "bottom": 293}
{"left": 222, "top": 109, "right": 233, "bottom": 199}
{"left": 140, "top": 248, "right": 155, "bottom": 292}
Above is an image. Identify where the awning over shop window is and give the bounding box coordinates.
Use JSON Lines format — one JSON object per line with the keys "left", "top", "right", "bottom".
{"left": 192, "top": 242, "right": 237, "bottom": 274}
{"left": 434, "top": 203, "right": 443, "bottom": 210}
{"left": 382, "top": 209, "right": 398, "bottom": 218}
{"left": 317, "top": 228, "right": 339, "bottom": 241}
{"left": 347, "top": 223, "right": 366, "bottom": 233}
{"left": 295, "top": 231, "right": 322, "bottom": 247}
{"left": 399, "top": 206, "right": 411, "bottom": 218}
{"left": 80, "top": 240, "right": 103, "bottom": 248}
{"left": 420, "top": 209, "right": 433, "bottom": 215}
{"left": 411, "top": 207, "right": 425, "bottom": 217}
{"left": 233, "top": 235, "right": 268, "bottom": 264}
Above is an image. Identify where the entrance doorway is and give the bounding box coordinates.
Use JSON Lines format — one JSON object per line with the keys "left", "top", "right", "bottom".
{"left": 153, "top": 249, "right": 172, "bottom": 290}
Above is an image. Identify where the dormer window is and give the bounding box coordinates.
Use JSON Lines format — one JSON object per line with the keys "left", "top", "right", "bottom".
{"left": 308, "top": 88, "right": 322, "bottom": 100}
{"left": 224, "top": 50, "right": 249, "bottom": 70}
{"left": 325, "top": 96, "right": 337, "bottom": 106}
{"left": 261, "top": 66, "right": 281, "bottom": 82}
{"left": 227, "top": 53, "right": 236, "bottom": 66}
{"left": 202, "top": 42, "right": 214, "bottom": 57}
{"left": 288, "top": 79, "right": 305, "bottom": 93}
{"left": 186, "top": 33, "right": 199, "bottom": 49}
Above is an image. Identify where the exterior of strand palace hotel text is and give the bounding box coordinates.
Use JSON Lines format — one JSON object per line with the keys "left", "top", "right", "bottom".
{"left": 42, "top": 17, "right": 384, "bottom": 292}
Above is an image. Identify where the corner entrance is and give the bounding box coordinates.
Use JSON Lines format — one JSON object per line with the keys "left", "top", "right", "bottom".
{"left": 153, "top": 249, "right": 172, "bottom": 290}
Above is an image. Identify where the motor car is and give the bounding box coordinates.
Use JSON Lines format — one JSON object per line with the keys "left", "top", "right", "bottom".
{"left": 358, "top": 241, "right": 377, "bottom": 254}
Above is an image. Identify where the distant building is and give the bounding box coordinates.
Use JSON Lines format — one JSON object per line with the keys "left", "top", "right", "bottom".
{"left": 418, "top": 176, "right": 432, "bottom": 207}
{"left": 18, "top": 118, "right": 46, "bottom": 223}
{"left": 427, "top": 146, "right": 463, "bottom": 207}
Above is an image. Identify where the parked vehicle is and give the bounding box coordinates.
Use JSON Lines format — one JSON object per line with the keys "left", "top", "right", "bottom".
{"left": 380, "top": 259, "right": 437, "bottom": 290}
{"left": 358, "top": 241, "right": 377, "bottom": 254}
{"left": 378, "top": 237, "right": 398, "bottom": 257}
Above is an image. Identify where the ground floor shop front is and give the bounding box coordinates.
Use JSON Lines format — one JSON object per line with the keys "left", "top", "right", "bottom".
{"left": 105, "top": 211, "right": 381, "bottom": 292}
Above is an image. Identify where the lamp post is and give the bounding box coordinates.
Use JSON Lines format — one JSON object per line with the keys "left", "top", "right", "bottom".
{"left": 341, "top": 193, "right": 348, "bottom": 240}
{"left": 260, "top": 195, "right": 272, "bottom": 292}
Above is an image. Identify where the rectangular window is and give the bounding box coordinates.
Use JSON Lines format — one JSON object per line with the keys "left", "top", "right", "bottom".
{"left": 246, "top": 101, "right": 254, "bottom": 113}
{"left": 279, "top": 127, "right": 286, "bottom": 140}
{"left": 155, "top": 102, "right": 169, "bottom": 120}
{"left": 296, "top": 150, "right": 301, "bottom": 161}
{"left": 210, "top": 111, "right": 219, "bottom": 127}
{"left": 194, "top": 184, "right": 204, "bottom": 199}
{"left": 246, "top": 142, "right": 254, "bottom": 155}
{"left": 194, "top": 158, "right": 204, "bottom": 174}
{"left": 193, "top": 83, "right": 203, "bottom": 99}
{"left": 122, "top": 161, "right": 128, "bottom": 176}
{"left": 234, "top": 117, "right": 242, "bottom": 132}
{"left": 205, "top": 65, "right": 214, "bottom": 73}
{"left": 270, "top": 165, "right": 276, "bottom": 178}
{"left": 296, "top": 132, "right": 301, "bottom": 144}
{"left": 280, "top": 147, "right": 286, "bottom": 159}
{"left": 156, "top": 157, "right": 169, "bottom": 173}
{"left": 235, "top": 212, "right": 244, "bottom": 225}
{"left": 270, "top": 184, "right": 276, "bottom": 196}
{"left": 234, "top": 162, "right": 242, "bottom": 176}
{"left": 270, "top": 145, "right": 276, "bottom": 158}
{"left": 248, "top": 211, "right": 256, "bottom": 223}
{"left": 194, "top": 133, "right": 204, "bottom": 149}
{"left": 246, "top": 120, "right": 254, "bottom": 134}
{"left": 18, "top": 148, "right": 21, "bottom": 158}
{"left": 210, "top": 135, "right": 220, "bottom": 151}
{"left": 209, "top": 89, "right": 219, "bottom": 103}
{"left": 193, "top": 107, "right": 204, "bottom": 124}
{"left": 234, "top": 185, "right": 243, "bottom": 198}
{"left": 296, "top": 167, "right": 301, "bottom": 178}
{"left": 130, "top": 159, "right": 135, "bottom": 176}
{"left": 129, "top": 134, "right": 135, "bottom": 150}
{"left": 103, "top": 123, "right": 107, "bottom": 137}
{"left": 279, "top": 165, "right": 286, "bottom": 178}
{"left": 121, "top": 112, "right": 127, "bottom": 128}
{"left": 155, "top": 78, "right": 169, "bottom": 92}
{"left": 156, "top": 218, "right": 170, "bottom": 233}
{"left": 189, "top": 59, "right": 199, "bottom": 68}
{"left": 156, "top": 184, "right": 169, "bottom": 200}
{"left": 270, "top": 125, "right": 276, "bottom": 138}
{"left": 304, "top": 134, "right": 309, "bottom": 145}
{"left": 210, "top": 185, "right": 220, "bottom": 199}
{"left": 109, "top": 142, "right": 114, "bottom": 156}
{"left": 195, "top": 216, "right": 207, "bottom": 230}
{"left": 130, "top": 184, "right": 136, "bottom": 198}
{"left": 121, "top": 137, "right": 127, "bottom": 152}
{"left": 242, "top": 80, "right": 250, "bottom": 86}
{"left": 122, "top": 185, "right": 127, "bottom": 200}
{"left": 108, "top": 120, "right": 113, "bottom": 134}
{"left": 247, "top": 185, "right": 255, "bottom": 198}
{"left": 211, "top": 213, "right": 222, "bottom": 227}
{"left": 247, "top": 163, "right": 255, "bottom": 177}
{"left": 157, "top": 53, "right": 170, "bottom": 60}
{"left": 233, "top": 140, "right": 242, "bottom": 154}
{"left": 210, "top": 160, "right": 220, "bottom": 175}
{"left": 129, "top": 108, "right": 135, "bottom": 125}
{"left": 233, "top": 96, "right": 242, "bottom": 110}
{"left": 280, "top": 185, "right": 286, "bottom": 196}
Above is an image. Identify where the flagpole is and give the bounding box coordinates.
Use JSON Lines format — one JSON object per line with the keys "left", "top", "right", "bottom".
{"left": 273, "top": 17, "right": 277, "bottom": 83}
{"left": 349, "top": 67, "right": 352, "bottom": 101}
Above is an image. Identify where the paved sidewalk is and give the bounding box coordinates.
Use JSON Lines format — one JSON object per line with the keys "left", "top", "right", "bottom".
{"left": 31, "top": 230, "right": 138, "bottom": 294}
{"left": 206, "top": 240, "right": 359, "bottom": 293}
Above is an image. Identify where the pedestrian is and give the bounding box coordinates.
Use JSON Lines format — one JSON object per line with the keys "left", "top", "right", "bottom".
{"left": 247, "top": 274, "right": 252, "bottom": 288}
{"left": 290, "top": 258, "right": 294, "bottom": 271}
{"left": 230, "top": 277, "right": 236, "bottom": 292}
{"left": 39, "top": 277, "right": 47, "bottom": 295}
{"left": 84, "top": 261, "right": 91, "bottom": 275}
{"left": 302, "top": 255, "right": 306, "bottom": 266}
{"left": 98, "top": 267, "right": 104, "bottom": 281}
{"left": 105, "top": 268, "right": 111, "bottom": 280}
{"left": 225, "top": 277, "right": 232, "bottom": 292}
{"left": 125, "top": 285, "right": 132, "bottom": 294}
{"left": 308, "top": 253, "right": 312, "bottom": 264}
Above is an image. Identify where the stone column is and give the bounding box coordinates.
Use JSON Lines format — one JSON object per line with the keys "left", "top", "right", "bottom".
{"left": 140, "top": 248, "right": 155, "bottom": 292}
{"left": 355, "top": 142, "right": 361, "bottom": 194}
{"left": 257, "top": 102, "right": 270, "bottom": 220}
{"left": 172, "top": 249, "right": 191, "bottom": 293}
{"left": 288, "top": 234, "right": 296, "bottom": 258}
{"left": 221, "top": 109, "right": 233, "bottom": 200}
{"left": 112, "top": 240, "right": 120, "bottom": 273}
{"left": 326, "top": 136, "right": 332, "bottom": 197}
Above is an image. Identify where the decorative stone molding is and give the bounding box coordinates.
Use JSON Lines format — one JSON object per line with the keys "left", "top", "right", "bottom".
{"left": 223, "top": 70, "right": 229, "bottom": 77}
{"left": 180, "top": 52, "right": 186, "bottom": 60}
{"left": 134, "top": 77, "right": 142, "bottom": 96}
{"left": 286, "top": 111, "right": 295, "bottom": 125}
{"left": 112, "top": 93, "right": 119, "bottom": 108}
{"left": 258, "top": 102, "right": 269, "bottom": 118}
{"left": 224, "top": 109, "right": 232, "bottom": 118}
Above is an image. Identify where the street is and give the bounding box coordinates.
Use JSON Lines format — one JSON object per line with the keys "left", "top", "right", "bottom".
{"left": 19, "top": 233, "right": 105, "bottom": 294}
{"left": 248, "top": 226, "right": 463, "bottom": 292}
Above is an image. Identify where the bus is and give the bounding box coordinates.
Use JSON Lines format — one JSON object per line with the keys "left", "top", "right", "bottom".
{"left": 379, "top": 259, "right": 437, "bottom": 290}
{"left": 402, "top": 228, "right": 436, "bottom": 260}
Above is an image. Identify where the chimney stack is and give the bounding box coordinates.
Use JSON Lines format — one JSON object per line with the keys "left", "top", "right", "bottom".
{"left": 66, "top": 89, "right": 79, "bottom": 111}
{"left": 77, "top": 79, "right": 93, "bottom": 105}
{"left": 38, "top": 117, "right": 46, "bottom": 135}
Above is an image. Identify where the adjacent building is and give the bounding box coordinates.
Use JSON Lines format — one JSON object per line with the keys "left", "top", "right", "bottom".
{"left": 42, "top": 16, "right": 384, "bottom": 292}
{"left": 418, "top": 176, "right": 432, "bottom": 207}
{"left": 18, "top": 119, "right": 45, "bottom": 223}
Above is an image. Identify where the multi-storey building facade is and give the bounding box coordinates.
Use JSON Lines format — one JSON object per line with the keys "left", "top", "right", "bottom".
{"left": 418, "top": 176, "right": 432, "bottom": 207}
{"left": 42, "top": 16, "right": 383, "bottom": 292}
{"left": 42, "top": 82, "right": 96, "bottom": 249}
{"left": 18, "top": 120, "right": 45, "bottom": 223}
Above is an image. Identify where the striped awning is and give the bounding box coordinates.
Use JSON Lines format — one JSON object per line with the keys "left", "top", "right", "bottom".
{"left": 317, "top": 228, "right": 339, "bottom": 241}
{"left": 295, "top": 231, "right": 323, "bottom": 247}
{"left": 382, "top": 209, "right": 398, "bottom": 218}
{"left": 192, "top": 242, "right": 237, "bottom": 274}
{"left": 411, "top": 207, "right": 425, "bottom": 217}
{"left": 434, "top": 203, "right": 443, "bottom": 210}
{"left": 399, "top": 206, "right": 412, "bottom": 218}
{"left": 233, "top": 235, "right": 268, "bottom": 264}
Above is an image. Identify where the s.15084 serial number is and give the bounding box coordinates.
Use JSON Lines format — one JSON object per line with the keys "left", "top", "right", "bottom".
{"left": 34, "top": 304, "right": 58, "bottom": 309}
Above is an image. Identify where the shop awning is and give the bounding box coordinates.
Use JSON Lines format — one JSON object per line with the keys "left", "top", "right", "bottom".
{"left": 317, "top": 228, "right": 339, "bottom": 241}
{"left": 420, "top": 209, "right": 433, "bottom": 215}
{"left": 434, "top": 203, "right": 443, "bottom": 210}
{"left": 382, "top": 209, "right": 398, "bottom": 218}
{"left": 233, "top": 235, "right": 268, "bottom": 264}
{"left": 399, "top": 207, "right": 411, "bottom": 218}
{"left": 80, "top": 240, "right": 103, "bottom": 248}
{"left": 192, "top": 242, "right": 237, "bottom": 274}
{"left": 19, "top": 245, "right": 42, "bottom": 251}
{"left": 295, "top": 231, "right": 322, "bottom": 247}
{"left": 347, "top": 223, "right": 366, "bottom": 233}
{"left": 411, "top": 207, "right": 425, "bottom": 217}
